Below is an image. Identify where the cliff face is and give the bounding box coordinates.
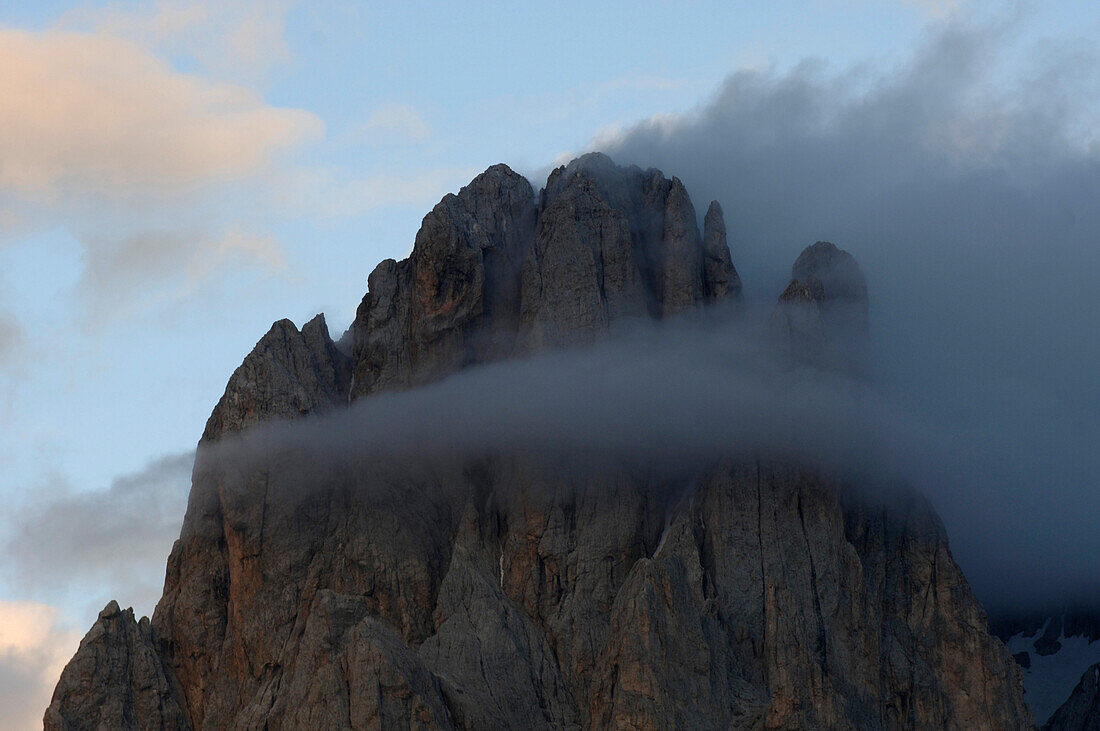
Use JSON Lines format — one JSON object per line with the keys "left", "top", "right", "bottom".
{"left": 347, "top": 154, "right": 739, "bottom": 399}
{"left": 46, "top": 154, "right": 1030, "bottom": 730}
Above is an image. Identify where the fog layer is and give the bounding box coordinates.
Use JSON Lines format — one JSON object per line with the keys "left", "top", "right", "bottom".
{"left": 201, "top": 297, "right": 1095, "bottom": 612}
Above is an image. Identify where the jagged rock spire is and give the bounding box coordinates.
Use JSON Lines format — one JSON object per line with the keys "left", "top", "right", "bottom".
{"left": 1043, "top": 662, "right": 1100, "bottom": 730}
{"left": 47, "top": 157, "right": 1031, "bottom": 731}
{"left": 44, "top": 601, "right": 187, "bottom": 730}
{"left": 770, "top": 241, "right": 870, "bottom": 373}
{"left": 702, "top": 200, "right": 742, "bottom": 302}
{"left": 202, "top": 314, "right": 350, "bottom": 442}
{"left": 349, "top": 155, "right": 742, "bottom": 399}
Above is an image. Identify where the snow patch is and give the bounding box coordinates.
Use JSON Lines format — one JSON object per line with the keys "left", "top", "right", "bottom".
{"left": 1007, "top": 621, "right": 1100, "bottom": 725}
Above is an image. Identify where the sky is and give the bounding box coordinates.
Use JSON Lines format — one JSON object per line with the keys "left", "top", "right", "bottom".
{"left": 1, "top": 1, "right": 1098, "bottom": 727}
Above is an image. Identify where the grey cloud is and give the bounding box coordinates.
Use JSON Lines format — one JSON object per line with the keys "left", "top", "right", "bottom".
{"left": 75, "top": 228, "right": 286, "bottom": 322}
{"left": 0, "top": 274, "right": 23, "bottom": 367}
{"left": 0, "top": 658, "right": 49, "bottom": 730}
{"left": 586, "top": 14, "right": 1100, "bottom": 611}
{"left": 214, "top": 310, "right": 917, "bottom": 478}
{"left": 6, "top": 453, "right": 192, "bottom": 619}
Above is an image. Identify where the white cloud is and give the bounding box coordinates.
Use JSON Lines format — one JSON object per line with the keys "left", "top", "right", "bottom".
{"left": 0, "top": 21, "right": 319, "bottom": 325}
{"left": 0, "top": 600, "right": 81, "bottom": 731}
{"left": 0, "top": 27, "right": 320, "bottom": 200}
{"left": 59, "top": 0, "right": 295, "bottom": 83}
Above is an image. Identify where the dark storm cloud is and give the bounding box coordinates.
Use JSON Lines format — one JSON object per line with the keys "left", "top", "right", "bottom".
{"left": 589, "top": 14, "right": 1100, "bottom": 610}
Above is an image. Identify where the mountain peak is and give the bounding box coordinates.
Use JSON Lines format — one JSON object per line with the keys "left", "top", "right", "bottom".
{"left": 46, "top": 156, "right": 1031, "bottom": 730}
{"left": 348, "top": 154, "right": 740, "bottom": 399}
{"left": 770, "top": 241, "right": 870, "bottom": 373}
{"left": 791, "top": 240, "right": 868, "bottom": 307}
{"left": 202, "top": 313, "right": 350, "bottom": 441}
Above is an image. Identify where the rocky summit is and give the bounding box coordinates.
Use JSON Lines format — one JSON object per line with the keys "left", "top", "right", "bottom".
{"left": 46, "top": 154, "right": 1032, "bottom": 730}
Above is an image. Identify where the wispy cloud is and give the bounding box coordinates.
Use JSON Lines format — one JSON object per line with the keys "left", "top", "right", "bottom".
{"left": 0, "top": 313, "right": 20, "bottom": 364}
{"left": 5, "top": 452, "right": 192, "bottom": 619}
{"left": 902, "top": 0, "right": 965, "bottom": 19}
{"left": 1, "top": 451, "right": 192, "bottom": 727}
{"left": 0, "top": 28, "right": 319, "bottom": 199}
{"left": 285, "top": 165, "right": 484, "bottom": 218}
{"left": 58, "top": 0, "right": 296, "bottom": 83}
{"left": 76, "top": 227, "right": 288, "bottom": 321}
{"left": 0, "top": 18, "right": 318, "bottom": 329}
{"left": 359, "top": 104, "right": 432, "bottom": 143}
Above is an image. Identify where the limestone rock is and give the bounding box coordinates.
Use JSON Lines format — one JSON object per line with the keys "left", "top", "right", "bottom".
{"left": 519, "top": 171, "right": 628, "bottom": 347}
{"left": 44, "top": 601, "right": 187, "bottom": 730}
{"left": 264, "top": 590, "right": 454, "bottom": 729}
{"left": 350, "top": 153, "right": 740, "bottom": 390}
{"left": 202, "top": 314, "right": 350, "bottom": 441}
{"left": 350, "top": 164, "right": 537, "bottom": 397}
{"left": 657, "top": 178, "right": 706, "bottom": 316}
{"left": 47, "top": 156, "right": 1030, "bottom": 730}
{"left": 792, "top": 240, "right": 869, "bottom": 310}
{"left": 418, "top": 501, "right": 580, "bottom": 729}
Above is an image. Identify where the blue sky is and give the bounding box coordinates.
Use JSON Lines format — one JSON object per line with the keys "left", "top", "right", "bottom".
{"left": 1, "top": 1, "right": 1098, "bottom": 726}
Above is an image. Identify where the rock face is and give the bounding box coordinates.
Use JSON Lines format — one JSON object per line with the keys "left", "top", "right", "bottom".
{"left": 1044, "top": 663, "right": 1100, "bottom": 730}
{"left": 47, "top": 156, "right": 1030, "bottom": 730}
{"left": 202, "top": 314, "right": 351, "bottom": 441}
{"left": 349, "top": 153, "right": 741, "bottom": 398}
{"left": 44, "top": 602, "right": 187, "bottom": 730}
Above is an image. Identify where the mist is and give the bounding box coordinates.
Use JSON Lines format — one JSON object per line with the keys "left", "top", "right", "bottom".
{"left": 579, "top": 12, "right": 1100, "bottom": 613}
{"left": 198, "top": 295, "right": 1095, "bottom": 613}
{"left": 212, "top": 307, "right": 918, "bottom": 478}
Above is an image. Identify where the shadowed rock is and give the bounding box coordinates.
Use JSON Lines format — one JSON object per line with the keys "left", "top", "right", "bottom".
{"left": 44, "top": 602, "right": 187, "bottom": 731}
{"left": 349, "top": 153, "right": 741, "bottom": 392}
{"left": 202, "top": 314, "right": 351, "bottom": 441}
{"left": 792, "top": 241, "right": 869, "bottom": 309}
{"left": 1043, "top": 662, "right": 1100, "bottom": 730}
{"left": 702, "top": 200, "right": 742, "bottom": 302}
